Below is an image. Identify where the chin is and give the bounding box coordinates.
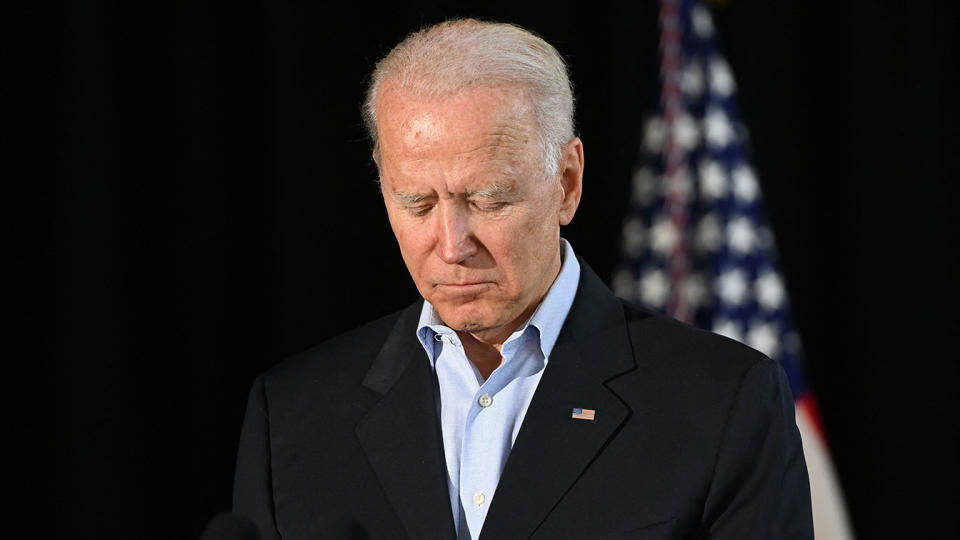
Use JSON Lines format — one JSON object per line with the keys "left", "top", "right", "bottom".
{"left": 452, "top": 321, "right": 488, "bottom": 333}
{"left": 433, "top": 304, "right": 494, "bottom": 333}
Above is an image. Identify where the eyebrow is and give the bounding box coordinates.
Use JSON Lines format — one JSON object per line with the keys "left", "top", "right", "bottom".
{"left": 391, "top": 181, "right": 517, "bottom": 205}
{"left": 467, "top": 181, "right": 516, "bottom": 199}
{"left": 392, "top": 191, "right": 429, "bottom": 205}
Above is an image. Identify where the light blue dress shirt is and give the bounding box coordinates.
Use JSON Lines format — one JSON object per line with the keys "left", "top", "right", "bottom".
{"left": 416, "top": 239, "right": 581, "bottom": 540}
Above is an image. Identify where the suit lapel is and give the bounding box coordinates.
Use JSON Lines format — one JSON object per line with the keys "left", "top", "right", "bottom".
{"left": 355, "top": 301, "right": 457, "bottom": 540}
{"left": 480, "top": 261, "right": 636, "bottom": 539}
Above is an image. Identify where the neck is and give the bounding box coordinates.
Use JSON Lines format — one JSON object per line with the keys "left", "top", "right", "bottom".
{"left": 458, "top": 333, "right": 504, "bottom": 380}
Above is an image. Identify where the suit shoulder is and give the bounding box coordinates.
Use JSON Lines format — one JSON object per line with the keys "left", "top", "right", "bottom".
{"left": 619, "top": 300, "right": 772, "bottom": 384}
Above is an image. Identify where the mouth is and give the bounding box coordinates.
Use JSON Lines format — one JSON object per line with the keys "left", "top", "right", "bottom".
{"left": 437, "top": 281, "right": 493, "bottom": 294}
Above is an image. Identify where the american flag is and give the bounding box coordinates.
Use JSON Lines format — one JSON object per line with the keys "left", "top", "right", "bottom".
{"left": 571, "top": 408, "right": 596, "bottom": 421}
{"left": 613, "top": 1, "right": 854, "bottom": 538}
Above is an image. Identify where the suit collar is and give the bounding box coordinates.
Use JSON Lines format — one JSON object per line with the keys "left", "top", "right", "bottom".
{"left": 361, "top": 299, "right": 424, "bottom": 394}
{"left": 357, "top": 299, "right": 458, "bottom": 539}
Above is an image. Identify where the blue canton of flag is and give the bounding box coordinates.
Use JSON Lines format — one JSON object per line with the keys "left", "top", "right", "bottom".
{"left": 611, "top": 0, "right": 808, "bottom": 400}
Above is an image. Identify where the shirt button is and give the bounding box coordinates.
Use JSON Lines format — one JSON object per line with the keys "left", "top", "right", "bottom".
{"left": 477, "top": 394, "right": 493, "bottom": 408}
{"left": 472, "top": 492, "right": 486, "bottom": 506}
{"left": 440, "top": 335, "right": 452, "bottom": 345}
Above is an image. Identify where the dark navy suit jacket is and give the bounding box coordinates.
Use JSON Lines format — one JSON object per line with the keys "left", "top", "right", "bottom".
{"left": 233, "top": 260, "right": 813, "bottom": 539}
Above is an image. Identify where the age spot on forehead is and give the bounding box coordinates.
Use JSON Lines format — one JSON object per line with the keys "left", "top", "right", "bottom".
{"left": 403, "top": 112, "right": 443, "bottom": 148}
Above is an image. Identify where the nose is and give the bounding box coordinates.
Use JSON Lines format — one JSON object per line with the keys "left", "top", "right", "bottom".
{"left": 437, "top": 203, "right": 477, "bottom": 264}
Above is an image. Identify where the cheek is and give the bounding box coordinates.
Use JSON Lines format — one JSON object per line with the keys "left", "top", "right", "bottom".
{"left": 386, "top": 208, "right": 423, "bottom": 247}
{"left": 402, "top": 224, "right": 434, "bottom": 254}
{"left": 490, "top": 228, "right": 537, "bottom": 276}
{"left": 390, "top": 221, "right": 434, "bottom": 275}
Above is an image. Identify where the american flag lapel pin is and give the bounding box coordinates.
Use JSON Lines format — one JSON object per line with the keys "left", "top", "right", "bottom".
{"left": 571, "top": 407, "right": 596, "bottom": 421}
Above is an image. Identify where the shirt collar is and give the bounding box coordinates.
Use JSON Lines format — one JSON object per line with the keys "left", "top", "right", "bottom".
{"left": 416, "top": 238, "right": 581, "bottom": 366}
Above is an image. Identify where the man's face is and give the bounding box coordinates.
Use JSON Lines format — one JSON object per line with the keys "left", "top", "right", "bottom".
{"left": 376, "top": 85, "right": 583, "bottom": 344}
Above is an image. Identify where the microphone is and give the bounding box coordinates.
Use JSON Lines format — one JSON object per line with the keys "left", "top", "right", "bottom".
{"left": 305, "top": 514, "right": 368, "bottom": 540}
{"left": 198, "top": 513, "right": 261, "bottom": 540}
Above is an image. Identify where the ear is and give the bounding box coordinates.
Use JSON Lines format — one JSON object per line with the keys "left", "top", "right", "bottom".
{"left": 557, "top": 137, "right": 584, "bottom": 226}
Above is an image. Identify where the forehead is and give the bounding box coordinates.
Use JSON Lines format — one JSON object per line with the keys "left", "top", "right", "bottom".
{"left": 376, "top": 85, "right": 540, "bottom": 176}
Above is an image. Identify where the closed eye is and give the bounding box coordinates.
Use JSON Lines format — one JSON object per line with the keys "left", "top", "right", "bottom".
{"left": 471, "top": 201, "right": 508, "bottom": 213}
{"left": 407, "top": 204, "right": 434, "bottom": 217}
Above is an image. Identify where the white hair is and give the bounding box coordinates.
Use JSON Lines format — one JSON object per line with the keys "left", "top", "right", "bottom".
{"left": 362, "top": 18, "right": 575, "bottom": 177}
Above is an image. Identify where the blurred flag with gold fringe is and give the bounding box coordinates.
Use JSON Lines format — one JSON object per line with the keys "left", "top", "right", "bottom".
{"left": 613, "top": 1, "right": 855, "bottom": 537}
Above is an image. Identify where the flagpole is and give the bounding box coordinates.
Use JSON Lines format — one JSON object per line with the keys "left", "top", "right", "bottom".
{"left": 660, "top": 0, "right": 693, "bottom": 323}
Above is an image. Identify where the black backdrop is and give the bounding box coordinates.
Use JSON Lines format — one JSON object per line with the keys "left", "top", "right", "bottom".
{"left": 5, "top": 1, "right": 958, "bottom": 538}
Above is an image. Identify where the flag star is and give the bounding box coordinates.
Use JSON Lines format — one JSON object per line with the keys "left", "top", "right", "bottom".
{"left": 704, "top": 107, "right": 734, "bottom": 148}
{"left": 732, "top": 165, "right": 759, "bottom": 202}
{"left": 640, "top": 269, "right": 670, "bottom": 308}
{"left": 643, "top": 116, "right": 666, "bottom": 153}
{"left": 631, "top": 167, "right": 658, "bottom": 205}
{"left": 727, "top": 216, "right": 757, "bottom": 254}
{"left": 747, "top": 322, "right": 780, "bottom": 358}
{"left": 709, "top": 57, "right": 736, "bottom": 97}
{"left": 681, "top": 59, "right": 705, "bottom": 98}
{"left": 713, "top": 318, "right": 743, "bottom": 343}
{"left": 716, "top": 268, "right": 748, "bottom": 305}
{"left": 695, "top": 213, "right": 723, "bottom": 253}
{"left": 691, "top": 4, "right": 715, "bottom": 39}
{"left": 650, "top": 217, "right": 680, "bottom": 255}
{"left": 674, "top": 113, "right": 700, "bottom": 150}
{"left": 622, "top": 217, "right": 647, "bottom": 257}
{"left": 683, "top": 273, "right": 708, "bottom": 308}
{"left": 755, "top": 271, "right": 786, "bottom": 311}
{"left": 698, "top": 159, "right": 728, "bottom": 200}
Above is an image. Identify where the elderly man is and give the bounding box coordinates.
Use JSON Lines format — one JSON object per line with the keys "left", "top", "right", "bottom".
{"left": 233, "top": 19, "right": 813, "bottom": 540}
